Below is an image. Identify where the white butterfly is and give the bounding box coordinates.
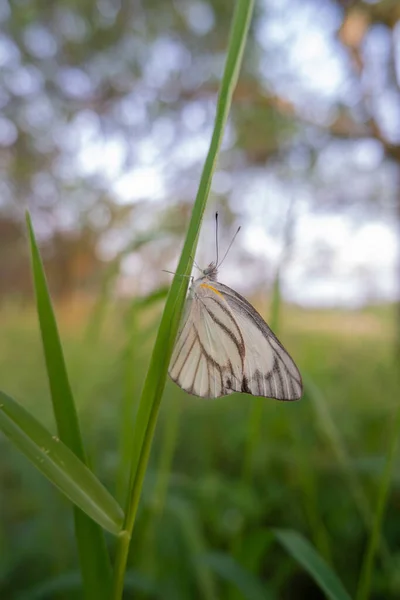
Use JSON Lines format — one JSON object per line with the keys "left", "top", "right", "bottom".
{"left": 168, "top": 222, "right": 302, "bottom": 400}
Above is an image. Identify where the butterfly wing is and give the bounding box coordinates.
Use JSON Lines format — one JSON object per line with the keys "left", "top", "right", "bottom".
{"left": 168, "top": 291, "right": 237, "bottom": 398}
{"left": 168, "top": 280, "right": 302, "bottom": 400}
{"left": 213, "top": 282, "right": 302, "bottom": 400}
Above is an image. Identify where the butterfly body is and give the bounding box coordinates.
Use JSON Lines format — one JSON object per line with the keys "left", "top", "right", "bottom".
{"left": 169, "top": 263, "right": 302, "bottom": 400}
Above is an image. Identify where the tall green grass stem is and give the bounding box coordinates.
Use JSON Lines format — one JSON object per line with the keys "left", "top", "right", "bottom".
{"left": 306, "top": 378, "right": 390, "bottom": 564}
{"left": 153, "top": 393, "right": 182, "bottom": 515}
{"left": 116, "top": 307, "right": 140, "bottom": 503}
{"left": 111, "top": 1, "right": 255, "bottom": 597}
{"left": 242, "top": 271, "right": 282, "bottom": 483}
{"left": 356, "top": 403, "right": 400, "bottom": 600}
{"left": 230, "top": 270, "right": 283, "bottom": 568}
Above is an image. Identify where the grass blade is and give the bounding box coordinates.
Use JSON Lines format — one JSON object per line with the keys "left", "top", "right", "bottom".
{"left": 242, "top": 269, "right": 282, "bottom": 484}
{"left": 232, "top": 269, "right": 284, "bottom": 565}
{"left": 288, "top": 414, "right": 333, "bottom": 563}
{"left": 167, "top": 497, "right": 218, "bottom": 600}
{"left": 153, "top": 391, "right": 182, "bottom": 515}
{"left": 273, "top": 529, "right": 352, "bottom": 600}
{"left": 305, "top": 376, "right": 390, "bottom": 564}
{"left": 356, "top": 403, "right": 400, "bottom": 600}
{"left": 111, "top": 1, "right": 256, "bottom": 597}
{"left": 26, "top": 212, "right": 113, "bottom": 598}
{"left": 116, "top": 286, "right": 169, "bottom": 503}
{"left": 26, "top": 212, "right": 85, "bottom": 449}
{"left": 0, "top": 390, "right": 123, "bottom": 534}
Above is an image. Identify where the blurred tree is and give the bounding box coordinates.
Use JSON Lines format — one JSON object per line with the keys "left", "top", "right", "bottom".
{"left": 0, "top": 0, "right": 398, "bottom": 327}
{"left": 0, "top": 0, "right": 289, "bottom": 298}
{"left": 333, "top": 0, "right": 400, "bottom": 355}
{"left": 261, "top": 0, "right": 400, "bottom": 352}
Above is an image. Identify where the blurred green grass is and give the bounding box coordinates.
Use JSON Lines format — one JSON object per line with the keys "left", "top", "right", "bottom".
{"left": 0, "top": 298, "right": 399, "bottom": 598}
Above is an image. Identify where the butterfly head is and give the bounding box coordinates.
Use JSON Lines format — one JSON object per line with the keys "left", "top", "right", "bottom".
{"left": 202, "top": 262, "right": 218, "bottom": 280}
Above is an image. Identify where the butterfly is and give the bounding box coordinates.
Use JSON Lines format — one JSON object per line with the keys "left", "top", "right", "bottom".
{"left": 168, "top": 216, "right": 302, "bottom": 400}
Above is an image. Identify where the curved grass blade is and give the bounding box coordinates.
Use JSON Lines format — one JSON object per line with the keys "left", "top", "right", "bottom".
{"left": 26, "top": 212, "right": 113, "bottom": 597}
{"left": 116, "top": 286, "right": 170, "bottom": 502}
{"left": 0, "top": 390, "right": 124, "bottom": 534}
{"left": 111, "top": 1, "right": 256, "bottom": 598}
{"left": 356, "top": 403, "right": 400, "bottom": 600}
{"left": 167, "top": 496, "right": 218, "bottom": 600}
{"left": 273, "top": 529, "right": 352, "bottom": 600}
{"left": 305, "top": 376, "right": 390, "bottom": 564}
{"left": 26, "top": 212, "right": 85, "bottom": 452}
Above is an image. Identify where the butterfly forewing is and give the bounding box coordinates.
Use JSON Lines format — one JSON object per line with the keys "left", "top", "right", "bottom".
{"left": 168, "top": 278, "right": 302, "bottom": 400}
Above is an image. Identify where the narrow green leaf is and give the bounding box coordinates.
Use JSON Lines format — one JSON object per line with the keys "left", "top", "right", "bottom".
{"left": 26, "top": 212, "right": 113, "bottom": 597}
{"left": 305, "top": 376, "right": 390, "bottom": 563}
{"left": 242, "top": 269, "right": 282, "bottom": 486}
{"left": 116, "top": 286, "right": 169, "bottom": 503}
{"left": 273, "top": 529, "right": 352, "bottom": 600}
{"left": 356, "top": 404, "right": 400, "bottom": 600}
{"left": 0, "top": 390, "right": 124, "bottom": 534}
{"left": 167, "top": 497, "right": 218, "bottom": 600}
{"left": 26, "top": 212, "right": 84, "bottom": 454}
{"left": 152, "top": 392, "right": 182, "bottom": 516}
{"left": 203, "top": 552, "right": 276, "bottom": 600}
{"left": 112, "top": 1, "right": 256, "bottom": 598}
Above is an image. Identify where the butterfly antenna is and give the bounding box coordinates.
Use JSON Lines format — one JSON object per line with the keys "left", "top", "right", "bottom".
{"left": 218, "top": 225, "right": 241, "bottom": 268}
{"left": 162, "top": 269, "right": 193, "bottom": 282}
{"left": 190, "top": 256, "right": 202, "bottom": 272}
{"left": 215, "top": 211, "right": 219, "bottom": 266}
